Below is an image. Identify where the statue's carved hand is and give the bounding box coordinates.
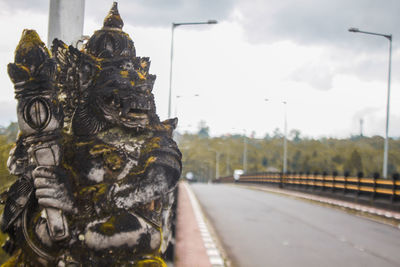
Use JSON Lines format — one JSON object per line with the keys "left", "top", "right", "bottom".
{"left": 32, "top": 166, "right": 77, "bottom": 214}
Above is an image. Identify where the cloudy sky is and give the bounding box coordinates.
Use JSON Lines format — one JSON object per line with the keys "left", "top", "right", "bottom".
{"left": 0, "top": 0, "right": 399, "bottom": 138}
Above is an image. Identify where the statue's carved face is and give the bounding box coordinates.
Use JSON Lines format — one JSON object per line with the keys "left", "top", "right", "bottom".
{"left": 90, "top": 60, "right": 154, "bottom": 131}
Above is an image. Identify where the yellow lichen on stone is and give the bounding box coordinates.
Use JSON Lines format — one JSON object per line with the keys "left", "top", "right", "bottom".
{"left": 62, "top": 162, "right": 78, "bottom": 181}
{"left": 141, "top": 137, "right": 161, "bottom": 155}
{"left": 135, "top": 257, "right": 166, "bottom": 267}
{"left": 1, "top": 249, "right": 21, "bottom": 267}
{"left": 137, "top": 71, "right": 147, "bottom": 80}
{"left": 103, "top": 12, "right": 123, "bottom": 28}
{"left": 140, "top": 60, "right": 148, "bottom": 69}
{"left": 15, "top": 29, "right": 49, "bottom": 58}
{"left": 145, "top": 156, "right": 157, "bottom": 167}
{"left": 153, "top": 123, "right": 171, "bottom": 134}
{"left": 158, "top": 228, "right": 163, "bottom": 252}
{"left": 79, "top": 183, "right": 108, "bottom": 202}
{"left": 125, "top": 156, "right": 157, "bottom": 179}
{"left": 105, "top": 152, "right": 122, "bottom": 170}
{"left": 99, "top": 216, "right": 116, "bottom": 236}
{"left": 120, "top": 70, "right": 129, "bottom": 78}
{"left": 89, "top": 144, "right": 116, "bottom": 156}
{"left": 75, "top": 140, "right": 94, "bottom": 147}
{"left": 14, "top": 63, "right": 31, "bottom": 75}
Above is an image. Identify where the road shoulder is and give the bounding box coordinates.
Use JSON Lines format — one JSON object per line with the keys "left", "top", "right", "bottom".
{"left": 175, "top": 182, "right": 226, "bottom": 267}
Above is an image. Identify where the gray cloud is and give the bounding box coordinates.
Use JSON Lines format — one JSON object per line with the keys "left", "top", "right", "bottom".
{"left": 85, "top": 0, "right": 236, "bottom": 28}
{"left": 0, "top": 0, "right": 48, "bottom": 14}
{"left": 5, "top": 0, "right": 399, "bottom": 51}
{"left": 238, "top": 0, "right": 400, "bottom": 51}
{"left": 3, "top": 0, "right": 399, "bottom": 91}
{"left": 290, "top": 63, "right": 334, "bottom": 90}
{"left": 234, "top": 0, "right": 400, "bottom": 90}
{"left": 0, "top": 0, "right": 236, "bottom": 28}
{"left": 339, "top": 51, "right": 400, "bottom": 82}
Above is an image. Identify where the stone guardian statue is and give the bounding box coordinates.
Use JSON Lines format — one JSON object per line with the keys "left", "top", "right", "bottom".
{"left": 1, "top": 2, "right": 182, "bottom": 266}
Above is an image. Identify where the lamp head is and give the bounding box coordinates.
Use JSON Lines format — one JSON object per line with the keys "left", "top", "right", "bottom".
{"left": 207, "top": 20, "right": 218, "bottom": 24}
{"left": 348, "top": 27, "right": 359, "bottom": 33}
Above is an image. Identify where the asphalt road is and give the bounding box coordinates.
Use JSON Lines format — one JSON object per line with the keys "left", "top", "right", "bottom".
{"left": 190, "top": 183, "right": 400, "bottom": 267}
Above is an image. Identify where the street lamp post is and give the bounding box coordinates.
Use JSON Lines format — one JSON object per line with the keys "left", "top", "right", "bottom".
{"left": 348, "top": 27, "right": 392, "bottom": 179}
{"left": 231, "top": 127, "right": 247, "bottom": 173}
{"left": 226, "top": 146, "right": 231, "bottom": 176}
{"left": 243, "top": 130, "right": 247, "bottom": 173}
{"left": 283, "top": 101, "right": 288, "bottom": 174}
{"left": 168, "top": 20, "right": 217, "bottom": 118}
{"left": 210, "top": 150, "right": 220, "bottom": 180}
{"left": 216, "top": 151, "right": 220, "bottom": 179}
{"left": 264, "top": 99, "right": 288, "bottom": 174}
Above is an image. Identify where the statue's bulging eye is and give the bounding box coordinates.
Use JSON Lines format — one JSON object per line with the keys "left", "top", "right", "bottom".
{"left": 122, "top": 62, "right": 134, "bottom": 71}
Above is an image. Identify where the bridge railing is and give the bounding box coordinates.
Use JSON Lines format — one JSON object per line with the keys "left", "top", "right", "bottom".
{"left": 214, "top": 172, "right": 400, "bottom": 211}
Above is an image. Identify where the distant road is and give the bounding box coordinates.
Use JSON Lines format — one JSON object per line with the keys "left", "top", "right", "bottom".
{"left": 191, "top": 183, "right": 400, "bottom": 267}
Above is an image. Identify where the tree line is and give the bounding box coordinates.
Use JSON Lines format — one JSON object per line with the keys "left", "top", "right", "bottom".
{"left": 0, "top": 122, "right": 18, "bottom": 263}
{"left": 177, "top": 125, "right": 400, "bottom": 182}
{"left": 0, "top": 121, "right": 399, "bottom": 186}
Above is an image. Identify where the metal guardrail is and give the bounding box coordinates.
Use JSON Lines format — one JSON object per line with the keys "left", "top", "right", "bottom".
{"left": 215, "top": 172, "right": 400, "bottom": 211}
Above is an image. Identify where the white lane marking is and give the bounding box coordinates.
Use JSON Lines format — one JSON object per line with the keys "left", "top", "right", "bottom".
{"left": 183, "top": 183, "right": 226, "bottom": 267}
{"left": 210, "top": 256, "right": 225, "bottom": 265}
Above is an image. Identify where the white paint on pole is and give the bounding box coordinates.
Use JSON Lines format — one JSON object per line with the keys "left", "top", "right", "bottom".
{"left": 48, "top": 0, "right": 85, "bottom": 46}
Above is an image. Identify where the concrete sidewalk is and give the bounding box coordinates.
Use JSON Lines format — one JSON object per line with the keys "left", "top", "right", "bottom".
{"left": 174, "top": 182, "right": 225, "bottom": 267}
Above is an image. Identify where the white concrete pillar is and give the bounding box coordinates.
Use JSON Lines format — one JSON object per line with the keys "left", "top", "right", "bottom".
{"left": 48, "top": 0, "right": 85, "bottom": 46}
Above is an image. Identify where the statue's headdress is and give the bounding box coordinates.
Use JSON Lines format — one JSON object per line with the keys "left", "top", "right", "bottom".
{"left": 52, "top": 2, "right": 159, "bottom": 135}
{"left": 83, "top": 2, "right": 156, "bottom": 90}
{"left": 85, "top": 2, "right": 135, "bottom": 59}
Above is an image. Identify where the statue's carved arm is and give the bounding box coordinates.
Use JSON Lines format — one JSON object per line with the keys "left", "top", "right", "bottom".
{"left": 109, "top": 147, "right": 182, "bottom": 211}
{"left": 32, "top": 166, "right": 77, "bottom": 215}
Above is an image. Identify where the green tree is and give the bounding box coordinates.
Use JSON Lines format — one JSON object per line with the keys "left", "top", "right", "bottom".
{"left": 344, "top": 149, "right": 363, "bottom": 174}
{"left": 261, "top": 157, "right": 268, "bottom": 167}
{"left": 197, "top": 120, "right": 209, "bottom": 138}
{"left": 290, "top": 129, "right": 301, "bottom": 143}
{"left": 272, "top": 128, "right": 283, "bottom": 138}
{"left": 178, "top": 126, "right": 400, "bottom": 180}
{"left": 291, "top": 150, "right": 302, "bottom": 171}
{"left": 0, "top": 124, "right": 18, "bottom": 264}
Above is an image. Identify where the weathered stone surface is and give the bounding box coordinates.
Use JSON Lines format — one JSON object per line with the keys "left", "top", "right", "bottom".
{"left": 1, "top": 2, "right": 181, "bottom": 266}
